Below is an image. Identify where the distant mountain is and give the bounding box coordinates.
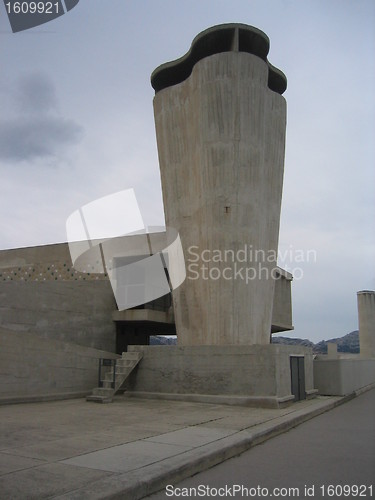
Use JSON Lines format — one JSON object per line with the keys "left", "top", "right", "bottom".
{"left": 271, "top": 336, "right": 315, "bottom": 349}
{"left": 150, "top": 336, "right": 177, "bottom": 346}
{"left": 151, "top": 330, "right": 360, "bottom": 354}
{"left": 272, "top": 330, "right": 359, "bottom": 354}
{"left": 313, "top": 330, "right": 359, "bottom": 354}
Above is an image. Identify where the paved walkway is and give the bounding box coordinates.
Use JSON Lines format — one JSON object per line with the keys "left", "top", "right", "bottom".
{"left": 148, "top": 389, "right": 375, "bottom": 499}
{"left": 0, "top": 393, "right": 356, "bottom": 499}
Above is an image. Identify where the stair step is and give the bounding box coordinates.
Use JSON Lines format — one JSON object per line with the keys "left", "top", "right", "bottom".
{"left": 116, "top": 360, "right": 138, "bottom": 373}
{"left": 92, "top": 387, "right": 114, "bottom": 396}
{"left": 86, "top": 395, "right": 113, "bottom": 403}
{"left": 105, "top": 366, "right": 133, "bottom": 375}
{"left": 121, "top": 352, "right": 143, "bottom": 360}
{"left": 102, "top": 382, "right": 113, "bottom": 389}
{"left": 103, "top": 374, "right": 130, "bottom": 384}
{"left": 123, "top": 357, "right": 141, "bottom": 363}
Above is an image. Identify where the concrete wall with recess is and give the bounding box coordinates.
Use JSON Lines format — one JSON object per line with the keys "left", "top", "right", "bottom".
{"left": 154, "top": 33, "right": 287, "bottom": 346}
{"left": 314, "top": 357, "right": 375, "bottom": 396}
{"left": 126, "top": 345, "right": 315, "bottom": 407}
{"left": 357, "top": 290, "right": 375, "bottom": 358}
{"left": 0, "top": 328, "right": 119, "bottom": 403}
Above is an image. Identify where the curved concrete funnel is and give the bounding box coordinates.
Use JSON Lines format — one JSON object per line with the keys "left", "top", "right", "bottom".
{"left": 153, "top": 23, "right": 287, "bottom": 345}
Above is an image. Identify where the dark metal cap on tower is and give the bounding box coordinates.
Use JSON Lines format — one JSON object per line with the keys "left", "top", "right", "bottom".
{"left": 151, "top": 23, "right": 287, "bottom": 95}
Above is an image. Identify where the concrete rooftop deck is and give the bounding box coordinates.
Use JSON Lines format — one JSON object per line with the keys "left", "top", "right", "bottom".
{"left": 0, "top": 393, "right": 361, "bottom": 499}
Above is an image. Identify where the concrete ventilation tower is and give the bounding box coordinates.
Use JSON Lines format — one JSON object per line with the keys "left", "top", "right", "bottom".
{"left": 152, "top": 24, "right": 288, "bottom": 346}
{"left": 357, "top": 290, "right": 375, "bottom": 358}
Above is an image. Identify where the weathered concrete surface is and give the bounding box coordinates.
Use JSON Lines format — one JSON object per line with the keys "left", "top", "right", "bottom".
{"left": 0, "top": 328, "right": 119, "bottom": 403}
{"left": 125, "top": 345, "right": 315, "bottom": 407}
{"left": 314, "top": 356, "right": 375, "bottom": 395}
{"left": 154, "top": 48, "right": 287, "bottom": 346}
{"left": 0, "top": 391, "right": 357, "bottom": 499}
{"left": 358, "top": 290, "right": 375, "bottom": 358}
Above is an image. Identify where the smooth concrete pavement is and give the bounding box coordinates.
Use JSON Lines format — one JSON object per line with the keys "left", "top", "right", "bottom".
{"left": 148, "top": 388, "right": 375, "bottom": 499}
{"left": 0, "top": 391, "right": 371, "bottom": 499}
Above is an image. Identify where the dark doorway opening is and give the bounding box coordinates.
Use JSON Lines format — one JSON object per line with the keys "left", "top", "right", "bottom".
{"left": 115, "top": 320, "right": 176, "bottom": 354}
{"left": 290, "top": 356, "right": 306, "bottom": 401}
{"left": 116, "top": 323, "right": 150, "bottom": 354}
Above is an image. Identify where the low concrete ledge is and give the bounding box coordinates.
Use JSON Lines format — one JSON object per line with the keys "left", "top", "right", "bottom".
{"left": 0, "top": 391, "right": 88, "bottom": 406}
{"left": 124, "top": 391, "right": 296, "bottom": 409}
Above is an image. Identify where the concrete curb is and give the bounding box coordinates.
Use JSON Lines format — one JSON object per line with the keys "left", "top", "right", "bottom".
{"left": 53, "top": 394, "right": 359, "bottom": 500}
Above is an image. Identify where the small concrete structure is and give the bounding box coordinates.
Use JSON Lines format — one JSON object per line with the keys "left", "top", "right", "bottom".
{"left": 314, "top": 290, "right": 375, "bottom": 396}
{"left": 125, "top": 345, "right": 316, "bottom": 408}
{"left": 327, "top": 342, "right": 338, "bottom": 358}
{"left": 358, "top": 290, "right": 375, "bottom": 358}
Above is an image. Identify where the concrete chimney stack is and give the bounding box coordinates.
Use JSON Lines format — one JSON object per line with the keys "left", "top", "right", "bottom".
{"left": 357, "top": 290, "right": 375, "bottom": 358}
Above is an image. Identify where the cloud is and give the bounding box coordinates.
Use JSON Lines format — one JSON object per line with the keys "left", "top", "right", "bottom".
{"left": 0, "top": 72, "right": 83, "bottom": 163}
{"left": 0, "top": 117, "right": 82, "bottom": 162}
{"left": 15, "top": 72, "right": 58, "bottom": 115}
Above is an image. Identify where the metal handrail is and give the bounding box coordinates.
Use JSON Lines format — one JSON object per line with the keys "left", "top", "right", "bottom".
{"left": 98, "top": 358, "right": 116, "bottom": 389}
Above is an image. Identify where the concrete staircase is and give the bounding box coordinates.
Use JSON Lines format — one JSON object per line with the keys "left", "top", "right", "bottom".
{"left": 86, "top": 351, "right": 142, "bottom": 403}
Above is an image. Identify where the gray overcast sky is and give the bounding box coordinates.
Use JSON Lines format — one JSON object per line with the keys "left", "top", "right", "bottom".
{"left": 0, "top": 0, "right": 374, "bottom": 343}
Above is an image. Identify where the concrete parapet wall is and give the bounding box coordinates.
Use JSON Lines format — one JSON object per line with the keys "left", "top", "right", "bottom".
{"left": 314, "top": 357, "right": 375, "bottom": 396}
{"left": 0, "top": 242, "right": 105, "bottom": 283}
{"left": 0, "top": 328, "right": 119, "bottom": 403}
{"left": 0, "top": 280, "right": 116, "bottom": 352}
{"left": 126, "top": 345, "right": 315, "bottom": 407}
